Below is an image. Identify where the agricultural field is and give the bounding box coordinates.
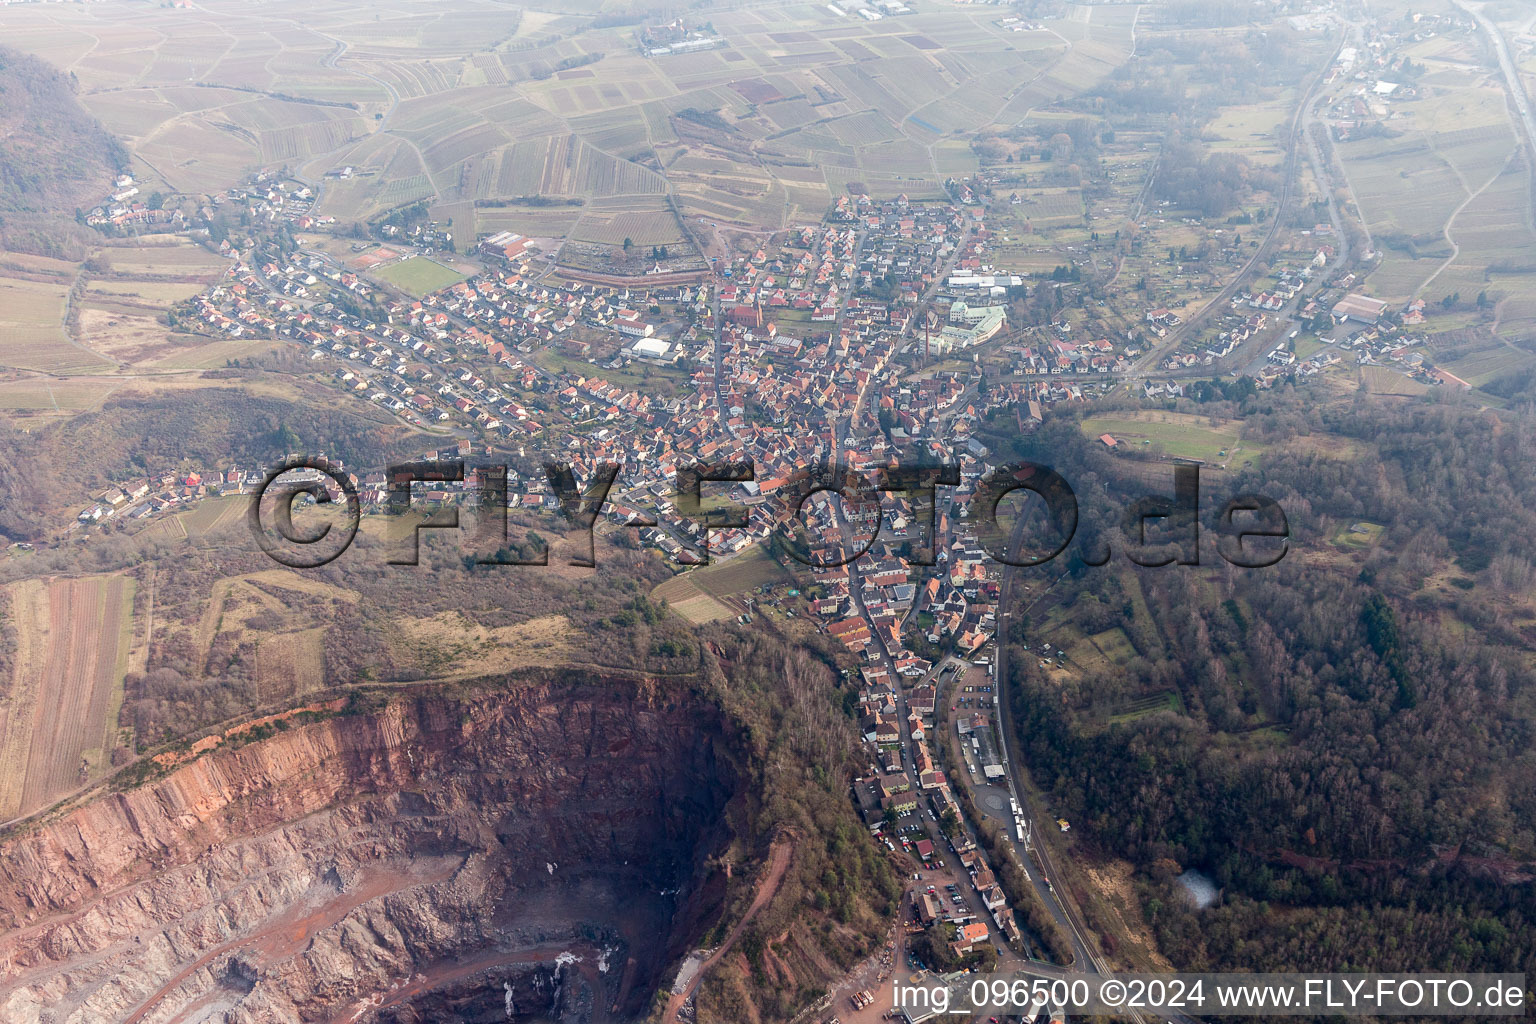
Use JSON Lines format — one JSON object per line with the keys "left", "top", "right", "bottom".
{"left": 76, "top": 310, "right": 196, "bottom": 366}
{"left": 651, "top": 545, "right": 795, "bottom": 624}
{"left": 0, "top": 0, "right": 1156, "bottom": 240}
{"left": 559, "top": 194, "right": 706, "bottom": 274}
{"left": 0, "top": 275, "right": 112, "bottom": 375}
{"left": 1359, "top": 364, "right": 1430, "bottom": 397}
{"left": 0, "top": 575, "right": 134, "bottom": 820}
{"left": 0, "top": 379, "right": 124, "bottom": 417}
{"left": 139, "top": 494, "right": 251, "bottom": 545}
{"left": 151, "top": 337, "right": 285, "bottom": 371}
{"left": 83, "top": 279, "right": 206, "bottom": 306}
{"left": 313, "top": 135, "right": 436, "bottom": 222}
{"left": 571, "top": 198, "right": 689, "bottom": 248}
{"left": 96, "top": 240, "right": 227, "bottom": 279}
{"left": 0, "top": 237, "right": 231, "bottom": 394}
{"left": 484, "top": 134, "right": 667, "bottom": 200}
{"left": 1437, "top": 340, "right": 1536, "bottom": 388}
{"left": 469, "top": 203, "right": 587, "bottom": 243}
{"left": 1490, "top": 270, "right": 1536, "bottom": 340}
{"left": 1340, "top": 84, "right": 1530, "bottom": 300}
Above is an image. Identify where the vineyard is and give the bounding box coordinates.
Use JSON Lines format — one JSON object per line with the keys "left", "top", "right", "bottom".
{"left": 0, "top": 575, "right": 133, "bottom": 820}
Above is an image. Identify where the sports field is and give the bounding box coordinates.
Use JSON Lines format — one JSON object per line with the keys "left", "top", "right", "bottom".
{"left": 374, "top": 256, "right": 469, "bottom": 297}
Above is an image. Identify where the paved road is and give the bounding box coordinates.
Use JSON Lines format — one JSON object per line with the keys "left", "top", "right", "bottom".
{"left": 1299, "top": 38, "right": 1352, "bottom": 267}
{"left": 989, "top": 517, "right": 1205, "bottom": 1024}
{"left": 1459, "top": 0, "right": 1536, "bottom": 161}
{"left": 1456, "top": 0, "right": 1536, "bottom": 224}
{"left": 1128, "top": 33, "right": 1346, "bottom": 378}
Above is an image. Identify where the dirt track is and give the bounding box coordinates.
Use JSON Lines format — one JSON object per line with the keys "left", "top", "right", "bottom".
{"left": 663, "top": 837, "right": 793, "bottom": 1022}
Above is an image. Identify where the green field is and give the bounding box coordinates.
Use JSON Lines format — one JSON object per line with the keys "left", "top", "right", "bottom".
{"left": 373, "top": 257, "right": 469, "bottom": 298}
{"left": 1332, "top": 520, "right": 1385, "bottom": 549}
{"left": 1107, "top": 690, "right": 1183, "bottom": 725}
{"left": 532, "top": 349, "right": 690, "bottom": 395}
{"left": 1080, "top": 412, "right": 1262, "bottom": 465}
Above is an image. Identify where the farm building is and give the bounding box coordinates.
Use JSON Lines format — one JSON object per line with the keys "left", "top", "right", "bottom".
{"left": 1332, "top": 293, "right": 1389, "bottom": 324}
{"left": 479, "top": 231, "right": 531, "bottom": 262}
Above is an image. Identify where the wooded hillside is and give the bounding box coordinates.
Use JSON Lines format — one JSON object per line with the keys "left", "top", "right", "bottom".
{"left": 983, "top": 385, "right": 1536, "bottom": 981}
{"left": 0, "top": 46, "right": 126, "bottom": 218}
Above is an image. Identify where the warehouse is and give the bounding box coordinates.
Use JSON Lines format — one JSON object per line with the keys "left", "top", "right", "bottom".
{"left": 1331, "top": 293, "right": 1389, "bottom": 324}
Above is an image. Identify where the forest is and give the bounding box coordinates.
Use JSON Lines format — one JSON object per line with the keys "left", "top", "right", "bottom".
{"left": 0, "top": 45, "right": 125, "bottom": 215}
{"left": 1150, "top": 136, "right": 1281, "bottom": 219}
{"left": 981, "top": 382, "right": 1536, "bottom": 978}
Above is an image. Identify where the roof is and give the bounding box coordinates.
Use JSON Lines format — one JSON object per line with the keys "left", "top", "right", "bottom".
{"left": 632, "top": 337, "right": 669, "bottom": 356}
{"left": 1332, "top": 293, "right": 1388, "bottom": 321}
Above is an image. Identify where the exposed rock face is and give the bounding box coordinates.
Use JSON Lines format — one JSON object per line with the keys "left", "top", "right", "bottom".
{"left": 0, "top": 677, "right": 741, "bottom": 1023}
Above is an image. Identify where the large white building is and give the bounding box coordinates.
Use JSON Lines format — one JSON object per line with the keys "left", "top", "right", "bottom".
{"left": 931, "top": 305, "right": 1005, "bottom": 354}
{"left": 946, "top": 273, "right": 1022, "bottom": 294}
{"left": 630, "top": 336, "right": 676, "bottom": 362}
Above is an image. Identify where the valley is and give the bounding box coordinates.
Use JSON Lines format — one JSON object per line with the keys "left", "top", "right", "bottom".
{"left": 2, "top": 0, "right": 1536, "bottom": 1020}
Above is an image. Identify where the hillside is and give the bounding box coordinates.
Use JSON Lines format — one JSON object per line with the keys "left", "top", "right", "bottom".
{"left": 979, "top": 386, "right": 1536, "bottom": 982}
{"left": 0, "top": 383, "right": 429, "bottom": 543}
{"left": 0, "top": 46, "right": 126, "bottom": 218}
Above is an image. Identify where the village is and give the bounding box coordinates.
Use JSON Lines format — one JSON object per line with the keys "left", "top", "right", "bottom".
{"left": 62, "top": 150, "right": 1458, "bottom": 1022}
{"left": 5, "top": 0, "right": 1536, "bottom": 1017}
{"left": 70, "top": 157, "right": 1456, "bottom": 717}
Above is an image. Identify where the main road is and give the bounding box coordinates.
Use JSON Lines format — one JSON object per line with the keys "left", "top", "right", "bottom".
{"left": 1128, "top": 33, "right": 1347, "bottom": 377}
{"left": 985, "top": 513, "right": 1205, "bottom": 1024}
{"left": 1455, "top": 0, "right": 1536, "bottom": 221}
